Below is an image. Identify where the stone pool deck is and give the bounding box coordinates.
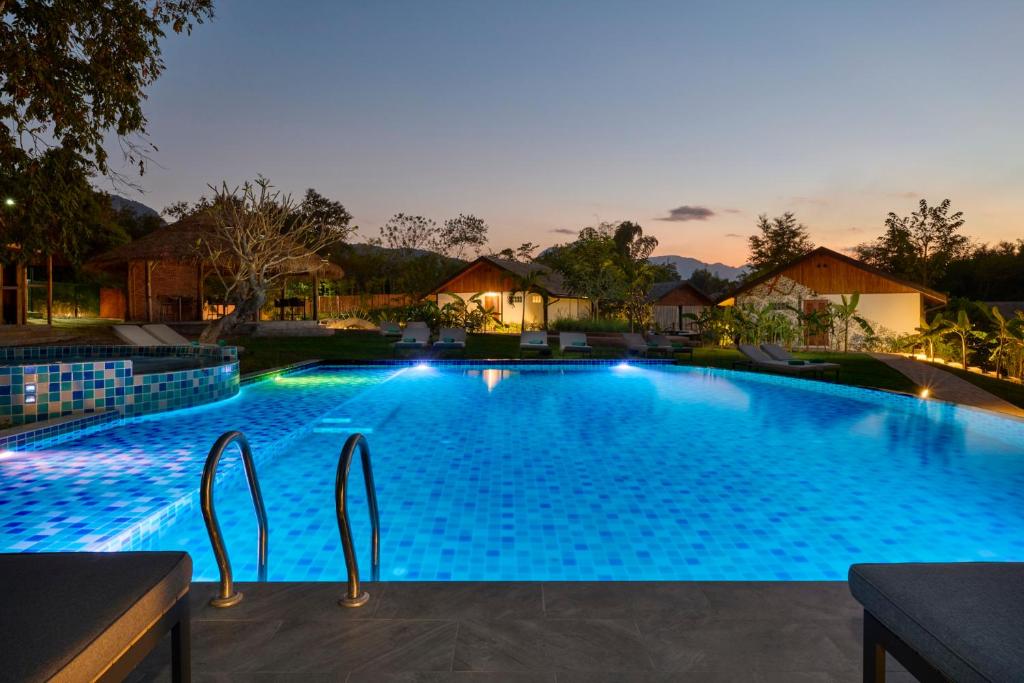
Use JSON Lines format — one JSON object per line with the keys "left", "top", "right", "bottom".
{"left": 129, "top": 581, "right": 916, "bottom": 682}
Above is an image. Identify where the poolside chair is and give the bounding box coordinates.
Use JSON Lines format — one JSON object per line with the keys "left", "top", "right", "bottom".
{"left": 393, "top": 326, "right": 430, "bottom": 356}
{"left": 760, "top": 343, "right": 840, "bottom": 376}
{"left": 433, "top": 327, "right": 467, "bottom": 354}
{"left": 649, "top": 333, "right": 694, "bottom": 360}
{"left": 623, "top": 332, "right": 672, "bottom": 357}
{"left": 734, "top": 344, "right": 836, "bottom": 379}
{"left": 850, "top": 562, "right": 1024, "bottom": 682}
{"left": 143, "top": 323, "right": 193, "bottom": 346}
{"left": 519, "top": 330, "right": 550, "bottom": 357}
{"left": 559, "top": 331, "right": 592, "bottom": 356}
{"left": 378, "top": 321, "right": 402, "bottom": 337}
{"left": 405, "top": 321, "right": 430, "bottom": 332}
{"left": 112, "top": 324, "right": 164, "bottom": 346}
{"left": 0, "top": 551, "right": 192, "bottom": 682}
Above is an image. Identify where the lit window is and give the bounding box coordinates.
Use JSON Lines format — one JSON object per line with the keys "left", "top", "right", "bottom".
{"left": 530, "top": 294, "right": 543, "bottom": 304}
{"left": 512, "top": 294, "right": 523, "bottom": 303}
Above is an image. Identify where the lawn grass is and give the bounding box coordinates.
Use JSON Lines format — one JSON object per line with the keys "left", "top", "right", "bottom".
{"left": 229, "top": 330, "right": 920, "bottom": 395}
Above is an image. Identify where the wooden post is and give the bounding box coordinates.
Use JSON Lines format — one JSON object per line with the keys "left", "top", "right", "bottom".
{"left": 196, "top": 264, "right": 204, "bottom": 321}
{"left": 125, "top": 268, "right": 133, "bottom": 321}
{"left": 312, "top": 275, "right": 320, "bottom": 321}
{"left": 0, "top": 261, "right": 5, "bottom": 324}
{"left": 46, "top": 254, "right": 53, "bottom": 326}
{"left": 145, "top": 259, "right": 154, "bottom": 323}
{"left": 19, "top": 264, "right": 27, "bottom": 325}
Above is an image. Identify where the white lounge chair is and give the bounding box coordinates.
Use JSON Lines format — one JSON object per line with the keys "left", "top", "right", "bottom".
{"left": 112, "top": 325, "right": 164, "bottom": 346}
{"left": 735, "top": 344, "right": 838, "bottom": 379}
{"left": 520, "top": 331, "right": 550, "bottom": 357}
{"left": 559, "top": 331, "right": 592, "bottom": 356}
{"left": 393, "top": 326, "right": 430, "bottom": 356}
{"left": 433, "top": 327, "right": 467, "bottom": 353}
{"left": 379, "top": 321, "right": 402, "bottom": 337}
{"left": 760, "top": 343, "right": 840, "bottom": 374}
{"left": 143, "top": 324, "right": 193, "bottom": 346}
{"left": 623, "top": 332, "right": 671, "bottom": 357}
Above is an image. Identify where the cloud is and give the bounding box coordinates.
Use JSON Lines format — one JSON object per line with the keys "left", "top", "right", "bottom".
{"left": 789, "top": 196, "right": 830, "bottom": 207}
{"left": 657, "top": 205, "right": 716, "bottom": 222}
{"left": 549, "top": 228, "right": 576, "bottom": 235}
{"left": 887, "top": 191, "right": 918, "bottom": 199}
{"left": 722, "top": 208, "right": 742, "bottom": 214}
{"left": 724, "top": 233, "right": 746, "bottom": 238}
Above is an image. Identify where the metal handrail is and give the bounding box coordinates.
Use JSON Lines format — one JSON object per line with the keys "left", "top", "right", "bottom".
{"left": 200, "top": 430, "right": 269, "bottom": 608}
{"left": 335, "top": 432, "right": 381, "bottom": 608}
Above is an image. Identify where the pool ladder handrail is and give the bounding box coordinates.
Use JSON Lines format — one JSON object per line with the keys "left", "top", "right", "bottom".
{"left": 335, "top": 432, "right": 381, "bottom": 608}
{"left": 200, "top": 430, "right": 269, "bottom": 608}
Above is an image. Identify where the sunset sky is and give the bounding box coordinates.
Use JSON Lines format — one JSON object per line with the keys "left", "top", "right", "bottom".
{"left": 120, "top": 0, "right": 1024, "bottom": 266}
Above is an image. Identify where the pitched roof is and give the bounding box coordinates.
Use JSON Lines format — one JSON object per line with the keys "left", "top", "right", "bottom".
{"left": 719, "top": 247, "right": 948, "bottom": 305}
{"left": 428, "top": 255, "right": 575, "bottom": 297}
{"left": 89, "top": 214, "right": 343, "bottom": 278}
{"left": 646, "top": 280, "right": 715, "bottom": 305}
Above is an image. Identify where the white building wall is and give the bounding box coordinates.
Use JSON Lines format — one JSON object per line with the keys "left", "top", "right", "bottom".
{"left": 821, "top": 292, "right": 922, "bottom": 336}
{"left": 437, "top": 291, "right": 590, "bottom": 328}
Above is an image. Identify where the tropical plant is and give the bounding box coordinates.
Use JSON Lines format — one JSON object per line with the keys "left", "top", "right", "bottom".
{"left": 942, "top": 308, "right": 986, "bottom": 370}
{"left": 985, "top": 306, "right": 1017, "bottom": 377}
{"left": 439, "top": 292, "right": 496, "bottom": 332}
{"left": 830, "top": 293, "right": 874, "bottom": 352}
{"left": 508, "top": 270, "right": 545, "bottom": 331}
{"left": 914, "top": 313, "right": 946, "bottom": 361}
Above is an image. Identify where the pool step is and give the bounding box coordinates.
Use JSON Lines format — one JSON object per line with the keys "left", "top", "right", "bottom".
{"left": 313, "top": 427, "right": 373, "bottom": 434}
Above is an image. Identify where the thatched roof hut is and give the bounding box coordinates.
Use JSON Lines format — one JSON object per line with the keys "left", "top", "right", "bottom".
{"left": 89, "top": 214, "right": 343, "bottom": 322}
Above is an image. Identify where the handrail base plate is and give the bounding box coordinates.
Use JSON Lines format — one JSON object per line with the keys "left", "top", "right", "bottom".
{"left": 339, "top": 592, "right": 370, "bottom": 608}
{"left": 210, "top": 592, "right": 244, "bottom": 608}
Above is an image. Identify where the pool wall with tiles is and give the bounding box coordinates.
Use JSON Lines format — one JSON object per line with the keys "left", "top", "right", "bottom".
{"left": 0, "top": 344, "right": 239, "bottom": 426}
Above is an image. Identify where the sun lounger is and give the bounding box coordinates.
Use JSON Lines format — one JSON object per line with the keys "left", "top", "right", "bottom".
{"left": 113, "top": 324, "right": 164, "bottom": 346}
{"left": 433, "top": 327, "right": 467, "bottom": 353}
{"left": 623, "top": 332, "right": 672, "bottom": 357}
{"left": 559, "top": 331, "right": 592, "bottom": 356}
{"left": 379, "top": 321, "right": 402, "bottom": 337}
{"left": 0, "top": 551, "right": 192, "bottom": 682}
{"left": 143, "top": 323, "right": 193, "bottom": 346}
{"left": 735, "top": 344, "right": 838, "bottom": 378}
{"left": 393, "top": 326, "right": 430, "bottom": 356}
{"left": 649, "top": 334, "right": 694, "bottom": 360}
{"left": 760, "top": 343, "right": 840, "bottom": 374}
{"left": 405, "top": 321, "right": 429, "bottom": 332}
{"left": 520, "top": 331, "right": 550, "bottom": 357}
{"left": 850, "top": 562, "right": 1024, "bottom": 682}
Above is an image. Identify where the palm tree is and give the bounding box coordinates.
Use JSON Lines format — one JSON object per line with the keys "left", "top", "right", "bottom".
{"left": 830, "top": 293, "right": 873, "bottom": 352}
{"left": 508, "top": 270, "right": 545, "bottom": 332}
{"left": 942, "top": 308, "right": 986, "bottom": 370}
{"left": 914, "top": 313, "right": 946, "bottom": 361}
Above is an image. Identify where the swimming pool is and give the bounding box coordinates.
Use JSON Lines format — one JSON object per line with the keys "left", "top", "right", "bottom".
{"left": 2, "top": 362, "right": 1023, "bottom": 581}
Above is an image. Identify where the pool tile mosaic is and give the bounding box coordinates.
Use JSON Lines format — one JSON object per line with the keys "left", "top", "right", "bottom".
{"left": 124, "top": 363, "right": 1024, "bottom": 582}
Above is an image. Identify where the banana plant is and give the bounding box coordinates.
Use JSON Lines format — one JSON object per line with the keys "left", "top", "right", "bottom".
{"left": 942, "top": 308, "right": 987, "bottom": 370}
{"left": 985, "top": 306, "right": 1014, "bottom": 377}
{"left": 914, "top": 313, "right": 946, "bottom": 361}
{"left": 830, "top": 293, "right": 873, "bottom": 353}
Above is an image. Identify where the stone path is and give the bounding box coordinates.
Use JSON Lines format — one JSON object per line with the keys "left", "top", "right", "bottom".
{"left": 128, "top": 581, "right": 919, "bottom": 682}
{"left": 870, "top": 353, "right": 1024, "bottom": 418}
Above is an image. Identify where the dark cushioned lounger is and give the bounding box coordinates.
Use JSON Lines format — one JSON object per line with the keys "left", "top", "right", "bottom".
{"left": 849, "top": 562, "right": 1024, "bottom": 683}
{"left": 0, "top": 552, "right": 192, "bottom": 682}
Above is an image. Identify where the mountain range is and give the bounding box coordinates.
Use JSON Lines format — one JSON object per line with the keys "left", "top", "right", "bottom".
{"left": 649, "top": 255, "right": 747, "bottom": 281}
{"left": 110, "top": 195, "right": 164, "bottom": 222}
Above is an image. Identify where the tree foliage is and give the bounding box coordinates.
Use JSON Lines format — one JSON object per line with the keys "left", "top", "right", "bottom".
{"left": 687, "top": 268, "right": 732, "bottom": 297}
{"left": 437, "top": 213, "right": 489, "bottom": 260}
{"left": 747, "top": 212, "right": 814, "bottom": 274}
{"left": 0, "top": 0, "right": 213, "bottom": 180}
{"left": 854, "top": 199, "right": 968, "bottom": 287}
{"left": 196, "top": 177, "right": 347, "bottom": 341}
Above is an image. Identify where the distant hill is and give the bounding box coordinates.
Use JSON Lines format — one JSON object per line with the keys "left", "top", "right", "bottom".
{"left": 110, "top": 195, "right": 164, "bottom": 223}
{"left": 649, "top": 255, "right": 747, "bottom": 281}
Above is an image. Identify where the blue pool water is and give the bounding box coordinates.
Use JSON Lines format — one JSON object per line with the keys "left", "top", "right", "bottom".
{"left": 3, "top": 363, "right": 1024, "bottom": 581}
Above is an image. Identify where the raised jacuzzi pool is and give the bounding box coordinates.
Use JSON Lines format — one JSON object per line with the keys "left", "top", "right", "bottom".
{"left": 0, "top": 344, "right": 239, "bottom": 427}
